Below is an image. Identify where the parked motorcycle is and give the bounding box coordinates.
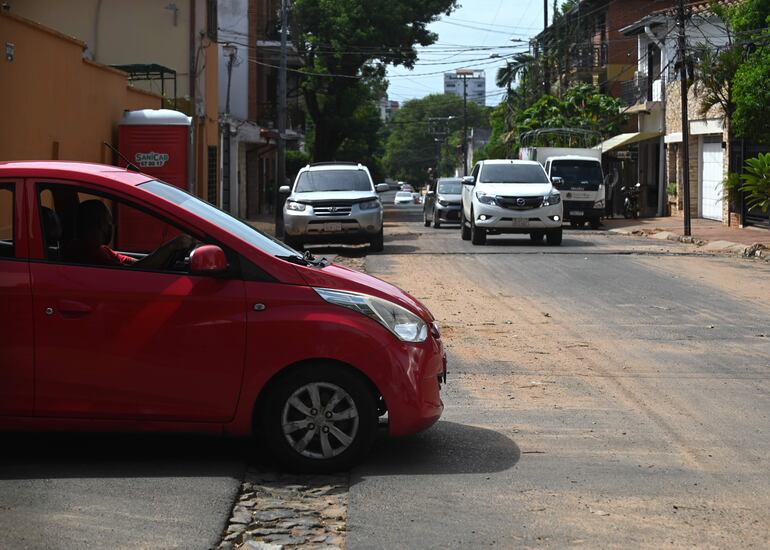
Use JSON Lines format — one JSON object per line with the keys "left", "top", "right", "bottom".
{"left": 621, "top": 182, "right": 641, "bottom": 219}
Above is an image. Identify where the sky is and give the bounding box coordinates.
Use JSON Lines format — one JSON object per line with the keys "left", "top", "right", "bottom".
{"left": 385, "top": 0, "right": 549, "bottom": 107}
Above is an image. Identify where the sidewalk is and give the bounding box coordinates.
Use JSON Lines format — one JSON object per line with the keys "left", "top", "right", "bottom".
{"left": 603, "top": 216, "right": 770, "bottom": 258}
{"left": 247, "top": 213, "right": 276, "bottom": 235}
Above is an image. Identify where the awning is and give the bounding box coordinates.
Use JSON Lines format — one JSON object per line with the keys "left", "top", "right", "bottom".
{"left": 597, "top": 131, "right": 662, "bottom": 153}
{"left": 690, "top": 118, "right": 724, "bottom": 135}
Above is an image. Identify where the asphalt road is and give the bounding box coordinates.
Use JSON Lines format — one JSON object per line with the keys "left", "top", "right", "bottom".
{"left": 347, "top": 199, "right": 770, "bottom": 548}
{"left": 0, "top": 434, "right": 246, "bottom": 549}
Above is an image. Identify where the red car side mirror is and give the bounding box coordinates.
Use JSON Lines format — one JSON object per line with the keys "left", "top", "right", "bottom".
{"left": 189, "top": 245, "right": 227, "bottom": 274}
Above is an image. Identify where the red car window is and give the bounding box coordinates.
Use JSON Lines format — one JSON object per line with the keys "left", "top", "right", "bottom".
{"left": 36, "top": 182, "right": 186, "bottom": 271}
{"left": 0, "top": 184, "right": 14, "bottom": 258}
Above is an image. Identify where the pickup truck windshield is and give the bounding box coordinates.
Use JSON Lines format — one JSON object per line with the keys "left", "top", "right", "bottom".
{"left": 295, "top": 170, "right": 372, "bottom": 193}
{"left": 140, "top": 180, "right": 298, "bottom": 258}
{"left": 480, "top": 164, "right": 549, "bottom": 184}
{"left": 551, "top": 160, "right": 603, "bottom": 185}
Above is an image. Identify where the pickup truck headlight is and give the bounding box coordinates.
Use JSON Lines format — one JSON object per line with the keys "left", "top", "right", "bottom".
{"left": 286, "top": 200, "right": 306, "bottom": 212}
{"left": 475, "top": 191, "right": 496, "bottom": 205}
{"left": 359, "top": 199, "right": 380, "bottom": 211}
{"left": 542, "top": 192, "right": 561, "bottom": 206}
{"left": 594, "top": 200, "right": 605, "bottom": 209}
{"left": 314, "top": 288, "right": 428, "bottom": 343}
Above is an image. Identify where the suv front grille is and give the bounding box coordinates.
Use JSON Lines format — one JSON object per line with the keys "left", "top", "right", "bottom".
{"left": 496, "top": 196, "right": 543, "bottom": 210}
{"left": 313, "top": 205, "right": 353, "bottom": 217}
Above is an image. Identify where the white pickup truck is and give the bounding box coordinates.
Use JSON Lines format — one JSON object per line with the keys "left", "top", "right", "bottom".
{"left": 519, "top": 146, "right": 605, "bottom": 229}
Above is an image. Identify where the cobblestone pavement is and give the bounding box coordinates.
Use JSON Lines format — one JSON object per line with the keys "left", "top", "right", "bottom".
{"left": 217, "top": 470, "right": 349, "bottom": 550}
{"left": 214, "top": 252, "right": 367, "bottom": 550}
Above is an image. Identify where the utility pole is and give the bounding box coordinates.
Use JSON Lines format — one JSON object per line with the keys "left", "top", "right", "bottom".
{"left": 223, "top": 43, "right": 238, "bottom": 214}
{"left": 274, "top": 0, "right": 288, "bottom": 237}
{"left": 677, "top": 0, "right": 692, "bottom": 236}
{"left": 456, "top": 69, "right": 474, "bottom": 176}
{"left": 462, "top": 74, "right": 468, "bottom": 176}
{"left": 428, "top": 116, "right": 454, "bottom": 179}
{"left": 542, "top": 0, "right": 550, "bottom": 95}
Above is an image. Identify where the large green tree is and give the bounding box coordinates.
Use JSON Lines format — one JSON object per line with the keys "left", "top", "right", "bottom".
{"left": 693, "top": 0, "right": 770, "bottom": 142}
{"left": 481, "top": 84, "right": 624, "bottom": 158}
{"left": 729, "top": 0, "right": 770, "bottom": 141}
{"left": 292, "top": 0, "right": 457, "bottom": 161}
{"left": 383, "top": 94, "right": 487, "bottom": 187}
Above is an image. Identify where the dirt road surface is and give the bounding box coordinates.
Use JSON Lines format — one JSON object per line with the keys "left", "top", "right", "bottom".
{"left": 346, "top": 202, "right": 770, "bottom": 549}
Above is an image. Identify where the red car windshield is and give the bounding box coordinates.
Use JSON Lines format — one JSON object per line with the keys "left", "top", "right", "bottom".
{"left": 140, "top": 179, "right": 299, "bottom": 258}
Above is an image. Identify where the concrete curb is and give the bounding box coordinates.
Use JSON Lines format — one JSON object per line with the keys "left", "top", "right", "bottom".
{"left": 607, "top": 228, "right": 769, "bottom": 259}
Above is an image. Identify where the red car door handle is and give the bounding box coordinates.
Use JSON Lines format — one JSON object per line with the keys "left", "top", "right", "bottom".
{"left": 58, "top": 300, "right": 93, "bottom": 317}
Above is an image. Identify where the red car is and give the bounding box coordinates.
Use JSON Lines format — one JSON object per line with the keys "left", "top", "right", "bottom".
{"left": 0, "top": 161, "right": 445, "bottom": 472}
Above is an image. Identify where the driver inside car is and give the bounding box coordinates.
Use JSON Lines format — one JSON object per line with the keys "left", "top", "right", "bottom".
{"left": 63, "top": 199, "right": 194, "bottom": 269}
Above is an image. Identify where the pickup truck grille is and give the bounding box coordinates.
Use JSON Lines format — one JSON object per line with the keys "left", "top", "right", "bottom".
{"left": 313, "top": 205, "right": 352, "bottom": 217}
{"left": 496, "top": 196, "right": 543, "bottom": 210}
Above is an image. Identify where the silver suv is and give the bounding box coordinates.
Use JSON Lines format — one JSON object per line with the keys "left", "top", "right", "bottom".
{"left": 281, "top": 162, "right": 388, "bottom": 251}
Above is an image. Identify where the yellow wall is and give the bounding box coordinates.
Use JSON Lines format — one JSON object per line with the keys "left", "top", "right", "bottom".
{"left": 6, "top": 0, "right": 194, "bottom": 98}
{"left": 0, "top": 11, "right": 161, "bottom": 162}
{"left": 6, "top": 0, "right": 221, "bottom": 201}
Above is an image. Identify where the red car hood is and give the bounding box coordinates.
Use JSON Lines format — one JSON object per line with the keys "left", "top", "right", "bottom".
{"left": 294, "top": 263, "right": 434, "bottom": 321}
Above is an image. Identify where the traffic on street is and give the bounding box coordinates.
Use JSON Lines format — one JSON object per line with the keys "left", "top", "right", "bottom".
{"left": 2, "top": 1, "right": 770, "bottom": 549}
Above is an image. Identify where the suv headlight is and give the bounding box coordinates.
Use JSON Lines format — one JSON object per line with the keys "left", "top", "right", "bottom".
{"left": 286, "top": 200, "right": 306, "bottom": 212}
{"left": 359, "top": 198, "right": 380, "bottom": 211}
{"left": 475, "top": 191, "right": 496, "bottom": 205}
{"left": 543, "top": 192, "right": 561, "bottom": 206}
{"left": 314, "top": 288, "right": 428, "bottom": 343}
{"left": 438, "top": 199, "right": 449, "bottom": 206}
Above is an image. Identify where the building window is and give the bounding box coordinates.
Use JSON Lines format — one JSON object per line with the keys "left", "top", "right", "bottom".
{"left": 207, "top": 0, "right": 218, "bottom": 41}
{"left": 207, "top": 146, "right": 218, "bottom": 205}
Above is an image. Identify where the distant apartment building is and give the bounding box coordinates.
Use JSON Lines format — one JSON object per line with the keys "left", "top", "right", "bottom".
{"left": 378, "top": 96, "right": 400, "bottom": 122}
{"left": 444, "top": 70, "right": 486, "bottom": 105}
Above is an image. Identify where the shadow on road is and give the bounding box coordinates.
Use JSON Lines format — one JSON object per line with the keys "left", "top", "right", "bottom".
{"left": 353, "top": 421, "right": 519, "bottom": 480}
{"left": 482, "top": 236, "right": 598, "bottom": 248}
{"left": 379, "top": 244, "right": 419, "bottom": 254}
{"left": 0, "top": 433, "right": 251, "bottom": 480}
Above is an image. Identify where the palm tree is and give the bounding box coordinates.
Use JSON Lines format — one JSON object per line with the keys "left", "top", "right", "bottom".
{"left": 496, "top": 53, "right": 535, "bottom": 98}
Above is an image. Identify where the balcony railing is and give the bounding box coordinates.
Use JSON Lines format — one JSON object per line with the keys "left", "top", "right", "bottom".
{"left": 620, "top": 74, "right": 668, "bottom": 106}
{"left": 621, "top": 76, "right": 647, "bottom": 106}
{"left": 569, "top": 43, "right": 607, "bottom": 70}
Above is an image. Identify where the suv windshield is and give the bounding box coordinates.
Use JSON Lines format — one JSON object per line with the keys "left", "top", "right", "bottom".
{"left": 479, "top": 164, "right": 549, "bottom": 184}
{"left": 295, "top": 170, "right": 372, "bottom": 193}
{"left": 550, "top": 160, "right": 603, "bottom": 185}
{"left": 437, "top": 181, "right": 462, "bottom": 194}
{"left": 140, "top": 180, "right": 298, "bottom": 258}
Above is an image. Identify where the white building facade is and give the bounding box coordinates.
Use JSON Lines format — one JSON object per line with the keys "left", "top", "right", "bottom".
{"left": 444, "top": 70, "right": 486, "bottom": 106}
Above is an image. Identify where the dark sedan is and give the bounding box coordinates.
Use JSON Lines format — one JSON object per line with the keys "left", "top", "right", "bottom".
{"left": 423, "top": 178, "right": 463, "bottom": 228}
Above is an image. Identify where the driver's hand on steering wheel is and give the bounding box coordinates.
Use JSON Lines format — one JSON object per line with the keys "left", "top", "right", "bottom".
{"left": 165, "top": 234, "right": 195, "bottom": 253}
